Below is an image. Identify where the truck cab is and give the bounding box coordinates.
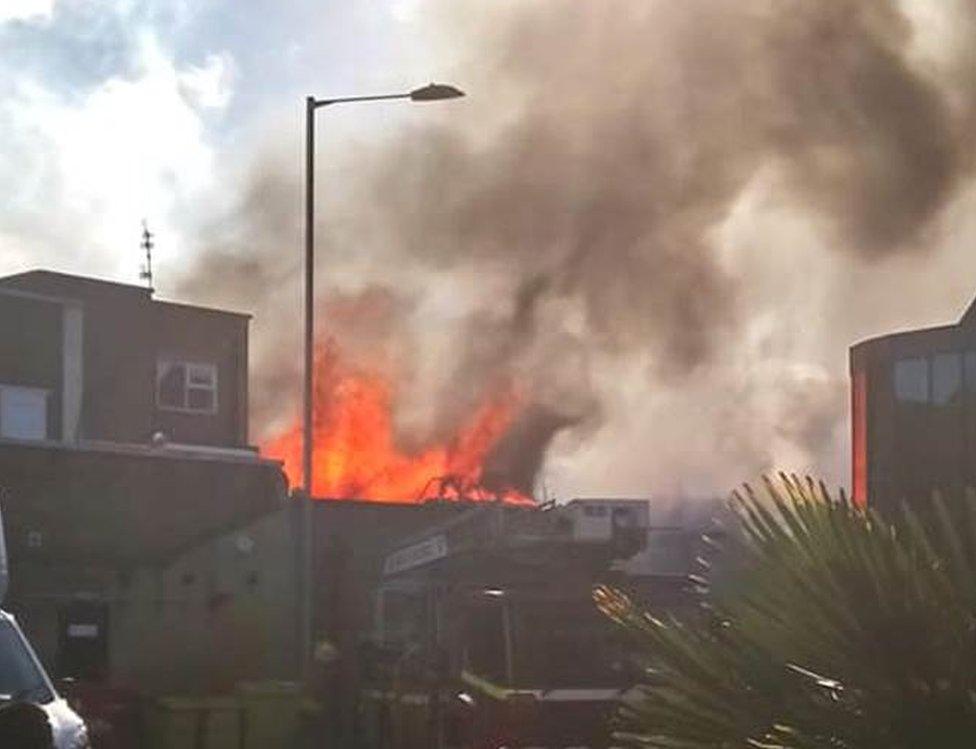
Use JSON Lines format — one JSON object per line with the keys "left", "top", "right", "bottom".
{"left": 0, "top": 502, "right": 89, "bottom": 748}
{"left": 360, "top": 500, "right": 650, "bottom": 748}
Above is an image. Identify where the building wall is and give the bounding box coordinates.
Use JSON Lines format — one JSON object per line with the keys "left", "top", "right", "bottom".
{"left": 0, "top": 294, "right": 64, "bottom": 439}
{"left": 151, "top": 303, "right": 248, "bottom": 447}
{"left": 78, "top": 291, "right": 155, "bottom": 444}
{"left": 0, "top": 271, "right": 279, "bottom": 697}
{"left": 80, "top": 296, "right": 249, "bottom": 447}
{"left": 109, "top": 507, "right": 299, "bottom": 694}
{"left": 0, "top": 272, "right": 250, "bottom": 448}
{"left": 851, "top": 321, "right": 976, "bottom": 515}
{"left": 8, "top": 507, "right": 299, "bottom": 695}
{"left": 0, "top": 441, "right": 287, "bottom": 692}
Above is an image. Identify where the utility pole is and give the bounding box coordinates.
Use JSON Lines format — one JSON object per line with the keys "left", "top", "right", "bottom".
{"left": 299, "top": 83, "right": 465, "bottom": 674}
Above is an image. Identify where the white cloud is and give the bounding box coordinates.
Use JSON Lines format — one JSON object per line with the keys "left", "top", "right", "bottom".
{"left": 0, "top": 0, "right": 55, "bottom": 24}
{"left": 178, "top": 51, "right": 235, "bottom": 110}
{"left": 0, "top": 31, "right": 234, "bottom": 281}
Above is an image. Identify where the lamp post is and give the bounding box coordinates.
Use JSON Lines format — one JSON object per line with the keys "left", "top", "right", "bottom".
{"left": 301, "top": 83, "right": 464, "bottom": 670}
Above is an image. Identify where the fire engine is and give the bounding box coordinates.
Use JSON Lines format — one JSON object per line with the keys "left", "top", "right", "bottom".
{"left": 356, "top": 499, "right": 657, "bottom": 748}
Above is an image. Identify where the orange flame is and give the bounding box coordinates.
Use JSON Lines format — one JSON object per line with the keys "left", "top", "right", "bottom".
{"left": 262, "top": 342, "right": 534, "bottom": 505}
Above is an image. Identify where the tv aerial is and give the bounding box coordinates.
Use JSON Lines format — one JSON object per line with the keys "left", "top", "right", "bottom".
{"left": 140, "top": 220, "right": 155, "bottom": 294}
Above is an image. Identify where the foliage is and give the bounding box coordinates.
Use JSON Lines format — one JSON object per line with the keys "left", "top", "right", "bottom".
{"left": 595, "top": 474, "right": 976, "bottom": 748}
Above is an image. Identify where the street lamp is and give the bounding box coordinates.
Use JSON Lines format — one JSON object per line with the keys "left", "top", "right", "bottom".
{"left": 301, "top": 82, "right": 465, "bottom": 669}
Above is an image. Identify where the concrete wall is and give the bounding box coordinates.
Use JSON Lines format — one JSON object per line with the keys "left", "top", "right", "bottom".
{"left": 109, "top": 507, "right": 299, "bottom": 694}
{"left": 10, "top": 507, "right": 299, "bottom": 696}
{"left": 0, "top": 293, "right": 63, "bottom": 439}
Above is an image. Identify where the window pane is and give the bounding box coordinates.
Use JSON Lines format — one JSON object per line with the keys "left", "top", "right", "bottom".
{"left": 512, "top": 599, "right": 623, "bottom": 687}
{"left": 187, "top": 365, "right": 215, "bottom": 386}
{"left": 932, "top": 353, "right": 962, "bottom": 406}
{"left": 965, "top": 352, "right": 976, "bottom": 392}
{"left": 894, "top": 358, "right": 928, "bottom": 403}
{"left": 158, "top": 363, "right": 186, "bottom": 408}
{"left": 0, "top": 387, "right": 47, "bottom": 440}
{"left": 381, "top": 590, "right": 426, "bottom": 645}
{"left": 187, "top": 387, "right": 214, "bottom": 412}
{"left": 0, "top": 622, "right": 52, "bottom": 703}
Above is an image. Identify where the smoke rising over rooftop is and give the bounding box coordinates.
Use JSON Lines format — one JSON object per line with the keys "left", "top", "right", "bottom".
{"left": 177, "top": 0, "right": 976, "bottom": 498}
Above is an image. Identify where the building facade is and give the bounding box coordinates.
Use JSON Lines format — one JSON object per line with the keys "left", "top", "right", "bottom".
{"left": 850, "top": 299, "right": 976, "bottom": 514}
{"left": 0, "top": 270, "right": 286, "bottom": 692}
{"left": 0, "top": 270, "right": 249, "bottom": 447}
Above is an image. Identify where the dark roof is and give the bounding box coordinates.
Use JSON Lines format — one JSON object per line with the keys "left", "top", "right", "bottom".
{"left": 850, "top": 291, "right": 976, "bottom": 358}
{"left": 0, "top": 438, "right": 286, "bottom": 566}
{"left": 962, "top": 294, "right": 976, "bottom": 328}
{"left": 850, "top": 322, "right": 957, "bottom": 355}
{"left": 0, "top": 269, "right": 250, "bottom": 319}
{"left": 0, "top": 269, "right": 151, "bottom": 301}
{"left": 152, "top": 298, "right": 251, "bottom": 320}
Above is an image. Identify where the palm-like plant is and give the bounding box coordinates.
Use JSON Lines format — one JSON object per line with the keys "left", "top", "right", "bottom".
{"left": 595, "top": 474, "right": 976, "bottom": 748}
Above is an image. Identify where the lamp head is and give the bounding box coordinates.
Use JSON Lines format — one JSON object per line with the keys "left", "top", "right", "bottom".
{"left": 410, "top": 83, "right": 465, "bottom": 102}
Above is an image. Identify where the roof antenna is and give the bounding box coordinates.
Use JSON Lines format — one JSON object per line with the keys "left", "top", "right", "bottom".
{"left": 140, "top": 220, "right": 154, "bottom": 295}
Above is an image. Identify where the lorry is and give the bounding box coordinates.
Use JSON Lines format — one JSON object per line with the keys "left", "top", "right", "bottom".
{"left": 356, "top": 499, "right": 655, "bottom": 748}
{"left": 0, "top": 499, "right": 90, "bottom": 748}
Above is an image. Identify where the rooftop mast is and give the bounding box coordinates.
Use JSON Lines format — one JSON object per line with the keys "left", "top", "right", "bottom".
{"left": 139, "top": 220, "right": 154, "bottom": 295}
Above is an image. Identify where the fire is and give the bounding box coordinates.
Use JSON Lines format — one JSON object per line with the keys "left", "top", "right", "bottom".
{"left": 262, "top": 342, "right": 534, "bottom": 505}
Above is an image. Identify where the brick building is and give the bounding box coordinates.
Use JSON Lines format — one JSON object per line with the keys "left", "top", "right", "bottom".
{"left": 0, "top": 270, "right": 287, "bottom": 691}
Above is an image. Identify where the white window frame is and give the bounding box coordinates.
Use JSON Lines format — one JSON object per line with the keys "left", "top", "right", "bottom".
{"left": 156, "top": 360, "right": 218, "bottom": 415}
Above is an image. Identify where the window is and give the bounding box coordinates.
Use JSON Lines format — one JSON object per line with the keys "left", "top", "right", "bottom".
{"left": 156, "top": 360, "right": 218, "bottom": 413}
{"left": 512, "top": 599, "right": 626, "bottom": 687}
{"left": 0, "top": 386, "right": 47, "bottom": 440}
{"left": 965, "top": 352, "right": 976, "bottom": 392}
{"left": 379, "top": 589, "right": 427, "bottom": 645}
{"left": 611, "top": 506, "right": 635, "bottom": 527}
{"left": 894, "top": 357, "right": 928, "bottom": 403}
{"left": 932, "top": 353, "right": 963, "bottom": 406}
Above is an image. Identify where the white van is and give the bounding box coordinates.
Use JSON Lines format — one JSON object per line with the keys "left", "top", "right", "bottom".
{"left": 0, "top": 507, "right": 89, "bottom": 748}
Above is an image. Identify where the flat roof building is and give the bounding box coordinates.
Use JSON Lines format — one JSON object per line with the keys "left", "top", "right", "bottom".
{"left": 0, "top": 269, "right": 250, "bottom": 448}
{"left": 0, "top": 269, "right": 285, "bottom": 688}
{"left": 850, "top": 296, "right": 976, "bottom": 514}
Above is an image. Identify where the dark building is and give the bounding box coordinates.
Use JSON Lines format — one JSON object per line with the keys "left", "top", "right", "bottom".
{"left": 850, "top": 296, "right": 976, "bottom": 513}
{"left": 0, "top": 270, "right": 248, "bottom": 447}
{"left": 0, "top": 270, "right": 285, "bottom": 689}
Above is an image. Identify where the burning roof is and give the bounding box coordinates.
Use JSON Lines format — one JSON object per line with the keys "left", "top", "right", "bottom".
{"left": 262, "top": 341, "right": 535, "bottom": 505}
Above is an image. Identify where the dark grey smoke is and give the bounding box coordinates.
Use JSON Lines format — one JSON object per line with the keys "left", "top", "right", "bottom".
{"left": 173, "top": 0, "right": 976, "bottom": 495}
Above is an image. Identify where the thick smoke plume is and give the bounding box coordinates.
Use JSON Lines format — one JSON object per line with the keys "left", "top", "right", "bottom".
{"left": 176, "top": 0, "right": 976, "bottom": 498}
